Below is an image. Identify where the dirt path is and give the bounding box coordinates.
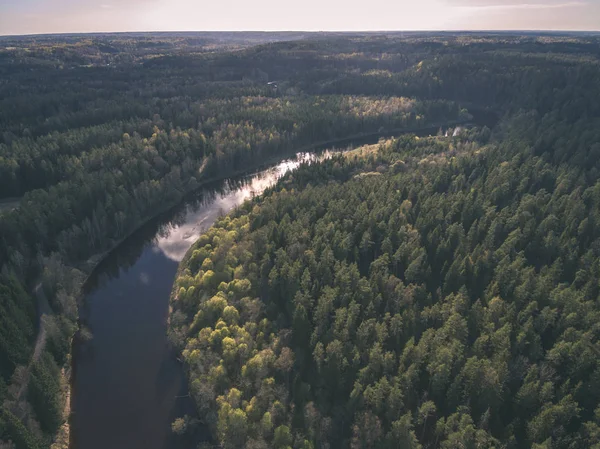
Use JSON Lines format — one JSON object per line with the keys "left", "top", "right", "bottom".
{"left": 15, "top": 283, "right": 51, "bottom": 400}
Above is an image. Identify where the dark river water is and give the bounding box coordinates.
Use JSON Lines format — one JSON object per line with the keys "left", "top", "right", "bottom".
{"left": 70, "top": 150, "right": 339, "bottom": 449}
{"left": 70, "top": 119, "right": 496, "bottom": 449}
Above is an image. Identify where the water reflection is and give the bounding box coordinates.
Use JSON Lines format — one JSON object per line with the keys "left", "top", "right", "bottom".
{"left": 71, "top": 151, "right": 327, "bottom": 449}
{"left": 155, "top": 155, "right": 315, "bottom": 262}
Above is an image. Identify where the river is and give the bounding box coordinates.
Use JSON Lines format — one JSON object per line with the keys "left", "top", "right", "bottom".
{"left": 69, "top": 150, "right": 342, "bottom": 449}
{"left": 70, "top": 120, "right": 495, "bottom": 449}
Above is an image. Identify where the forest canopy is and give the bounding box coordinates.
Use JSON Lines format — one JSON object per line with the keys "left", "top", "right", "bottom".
{"left": 172, "top": 124, "right": 600, "bottom": 449}
{"left": 169, "top": 32, "right": 600, "bottom": 449}
{"left": 2, "top": 31, "right": 600, "bottom": 448}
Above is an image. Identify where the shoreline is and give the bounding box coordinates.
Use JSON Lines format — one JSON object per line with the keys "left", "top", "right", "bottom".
{"left": 78, "top": 118, "right": 471, "bottom": 290}
{"left": 61, "top": 118, "right": 472, "bottom": 449}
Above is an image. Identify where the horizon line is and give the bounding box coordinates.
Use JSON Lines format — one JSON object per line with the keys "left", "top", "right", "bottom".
{"left": 1, "top": 29, "right": 600, "bottom": 38}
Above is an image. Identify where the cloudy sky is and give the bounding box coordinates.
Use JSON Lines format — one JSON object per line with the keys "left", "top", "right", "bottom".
{"left": 0, "top": 0, "right": 599, "bottom": 35}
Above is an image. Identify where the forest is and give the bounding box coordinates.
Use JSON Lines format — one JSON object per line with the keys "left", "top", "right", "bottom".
{"left": 1, "top": 31, "right": 600, "bottom": 448}
{"left": 170, "top": 33, "right": 600, "bottom": 449}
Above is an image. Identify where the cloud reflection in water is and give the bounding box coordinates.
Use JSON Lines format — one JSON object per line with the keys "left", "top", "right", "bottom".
{"left": 154, "top": 154, "right": 322, "bottom": 262}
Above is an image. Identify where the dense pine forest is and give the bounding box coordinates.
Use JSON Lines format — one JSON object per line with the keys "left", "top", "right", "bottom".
{"left": 170, "top": 32, "right": 600, "bottom": 449}
{"left": 1, "top": 31, "right": 600, "bottom": 448}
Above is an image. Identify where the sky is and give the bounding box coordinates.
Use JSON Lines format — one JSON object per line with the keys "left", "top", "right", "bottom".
{"left": 0, "top": 0, "right": 599, "bottom": 36}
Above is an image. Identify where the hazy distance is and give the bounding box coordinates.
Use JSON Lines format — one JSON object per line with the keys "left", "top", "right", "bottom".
{"left": 1, "top": 0, "right": 599, "bottom": 36}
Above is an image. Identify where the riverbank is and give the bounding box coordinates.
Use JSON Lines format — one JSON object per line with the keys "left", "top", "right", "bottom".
{"left": 56, "top": 119, "right": 474, "bottom": 448}
{"left": 79, "top": 118, "right": 473, "bottom": 288}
